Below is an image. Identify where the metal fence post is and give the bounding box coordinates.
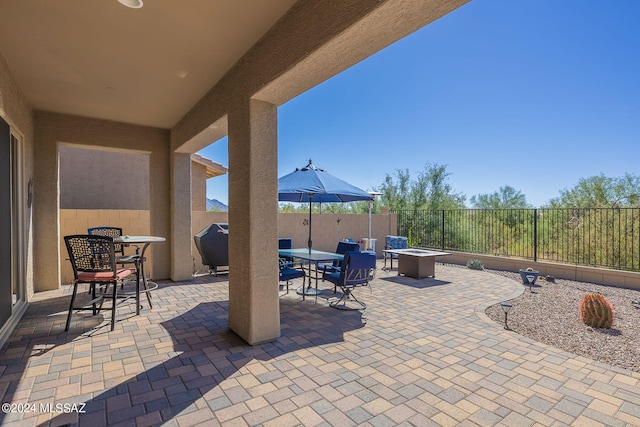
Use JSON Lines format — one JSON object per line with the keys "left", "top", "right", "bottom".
{"left": 441, "top": 210, "right": 445, "bottom": 250}
{"left": 533, "top": 208, "right": 537, "bottom": 262}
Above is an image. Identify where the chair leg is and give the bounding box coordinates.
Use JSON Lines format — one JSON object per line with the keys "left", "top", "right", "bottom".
{"left": 65, "top": 281, "right": 79, "bottom": 332}
{"left": 97, "top": 283, "right": 107, "bottom": 314}
{"left": 329, "top": 287, "right": 367, "bottom": 310}
{"left": 135, "top": 264, "right": 141, "bottom": 315}
{"left": 110, "top": 280, "right": 117, "bottom": 331}
{"left": 90, "top": 282, "right": 97, "bottom": 315}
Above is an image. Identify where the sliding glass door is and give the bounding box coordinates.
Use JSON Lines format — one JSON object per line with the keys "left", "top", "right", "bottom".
{"left": 0, "top": 117, "right": 11, "bottom": 327}
{"left": 0, "top": 116, "right": 26, "bottom": 330}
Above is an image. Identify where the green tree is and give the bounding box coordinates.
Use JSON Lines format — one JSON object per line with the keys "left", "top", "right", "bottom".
{"left": 377, "top": 163, "right": 465, "bottom": 211}
{"left": 470, "top": 185, "right": 532, "bottom": 209}
{"left": 547, "top": 174, "right": 640, "bottom": 208}
{"left": 376, "top": 163, "right": 465, "bottom": 246}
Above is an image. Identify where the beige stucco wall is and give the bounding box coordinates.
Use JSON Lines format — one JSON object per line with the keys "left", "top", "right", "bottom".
{"left": 277, "top": 212, "right": 395, "bottom": 256}
{"left": 191, "top": 162, "right": 207, "bottom": 212}
{"left": 59, "top": 146, "right": 150, "bottom": 210}
{"left": 59, "top": 145, "right": 209, "bottom": 212}
{"left": 34, "top": 112, "right": 171, "bottom": 291}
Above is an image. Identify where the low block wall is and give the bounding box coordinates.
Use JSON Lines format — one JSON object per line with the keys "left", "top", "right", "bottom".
{"left": 436, "top": 250, "right": 640, "bottom": 291}
{"left": 60, "top": 209, "right": 151, "bottom": 285}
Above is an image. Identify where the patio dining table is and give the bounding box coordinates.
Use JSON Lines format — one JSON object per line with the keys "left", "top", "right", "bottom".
{"left": 278, "top": 248, "right": 343, "bottom": 301}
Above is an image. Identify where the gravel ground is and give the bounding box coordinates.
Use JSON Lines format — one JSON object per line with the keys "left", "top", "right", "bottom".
{"left": 466, "top": 265, "right": 640, "bottom": 374}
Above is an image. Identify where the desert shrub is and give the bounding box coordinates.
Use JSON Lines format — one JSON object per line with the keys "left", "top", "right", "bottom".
{"left": 466, "top": 259, "right": 484, "bottom": 270}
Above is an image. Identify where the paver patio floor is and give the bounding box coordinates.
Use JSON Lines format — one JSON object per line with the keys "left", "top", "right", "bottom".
{"left": 1, "top": 262, "right": 639, "bottom": 426}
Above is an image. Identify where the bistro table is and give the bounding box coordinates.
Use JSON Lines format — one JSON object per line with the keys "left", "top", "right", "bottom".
{"left": 278, "top": 248, "right": 344, "bottom": 300}
{"left": 113, "top": 235, "right": 165, "bottom": 313}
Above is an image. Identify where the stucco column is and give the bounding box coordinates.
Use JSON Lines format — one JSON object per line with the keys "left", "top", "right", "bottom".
{"left": 170, "top": 152, "right": 193, "bottom": 281}
{"left": 227, "top": 98, "right": 279, "bottom": 345}
{"left": 33, "top": 116, "right": 60, "bottom": 291}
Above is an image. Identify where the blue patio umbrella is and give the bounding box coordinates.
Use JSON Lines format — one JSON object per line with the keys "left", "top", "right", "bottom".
{"left": 278, "top": 159, "right": 374, "bottom": 251}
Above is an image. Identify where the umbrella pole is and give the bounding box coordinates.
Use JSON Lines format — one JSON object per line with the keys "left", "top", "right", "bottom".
{"left": 308, "top": 198, "right": 312, "bottom": 252}
{"left": 368, "top": 200, "right": 372, "bottom": 249}
{"left": 297, "top": 196, "right": 321, "bottom": 298}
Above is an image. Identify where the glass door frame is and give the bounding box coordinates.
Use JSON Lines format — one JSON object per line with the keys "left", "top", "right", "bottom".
{"left": 10, "top": 131, "right": 26, "bottom": 307}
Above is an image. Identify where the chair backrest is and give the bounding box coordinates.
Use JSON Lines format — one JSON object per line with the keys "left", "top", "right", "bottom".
{"left": 336, "top": 241, "right": 360, "bottom": 254}
{"left": 339, "top": 251, "right": 376, "bottom": 287}
{"left": 64, "top": 235, "right": 117, "bottom": 279}
{"left": 333, "top": 241, "right": 361, "bottom": 268}
{"left": 278, "top": 238, "right": 293, "bottom": 250}
{"left": 88, "top": 226, "right": 125, "bottom": 255}
{"left": 385, "top": 235, "right": 408, "bottom": 250}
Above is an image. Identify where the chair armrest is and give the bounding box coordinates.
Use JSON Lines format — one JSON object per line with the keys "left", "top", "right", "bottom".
{"left": 279, "top": 257, "right": 294, "bottom": 269}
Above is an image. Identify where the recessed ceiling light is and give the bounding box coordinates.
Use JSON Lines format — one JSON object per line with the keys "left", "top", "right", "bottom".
{"left": 117, "top": 0, "right": 143, "bottom": 9}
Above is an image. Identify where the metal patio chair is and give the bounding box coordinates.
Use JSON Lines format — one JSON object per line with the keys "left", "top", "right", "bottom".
{"left": 64, "top": 235, "right": 139, "bottom": 331}
{"left": 279, "top": 257, "right": 305, "bottom": 294}
{"left": 383, "top": 235, "right": 408, "bottom": 270}
{"left": 323, "top": 251, "right": 376, "bottom": 310}
{"left": 320, "top": 240, "right": 361, "bottom": 292}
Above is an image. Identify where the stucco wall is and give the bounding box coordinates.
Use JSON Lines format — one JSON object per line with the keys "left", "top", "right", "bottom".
{"left": 34, "top": 112, "right": 171, "bottom": 291}
{"left": 59, "top": 145, "right": 210, "bottom": 212}
{"left": 59, "top": 146, "right": 150, "bottom": 210}
{"left": 191, "top": 162, "right": 207, "bottom": 212}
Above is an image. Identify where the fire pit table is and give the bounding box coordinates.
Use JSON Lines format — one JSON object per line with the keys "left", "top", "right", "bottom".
{"left": 382, "top": 248, "right": 450, "bottom": 279}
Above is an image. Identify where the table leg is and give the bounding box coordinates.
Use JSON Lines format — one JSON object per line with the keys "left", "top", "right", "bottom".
{"left": 296, "top": 261, "right": 322, "bottom": 301}
{"left": 139, "top": 242, "right": 153, "bottom": 309}
{"left": 135, "top": 258, "right": 141, "bottom": 315}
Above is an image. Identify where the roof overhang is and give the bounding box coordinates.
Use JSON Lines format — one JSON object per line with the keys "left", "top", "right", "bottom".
{"left": 191, "top": 153, "right": 227, "bottom": 179}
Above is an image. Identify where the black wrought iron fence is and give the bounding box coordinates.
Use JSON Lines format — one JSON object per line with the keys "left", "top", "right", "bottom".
{"left": 394, "top": 208, "right": 640, "bottom": 272}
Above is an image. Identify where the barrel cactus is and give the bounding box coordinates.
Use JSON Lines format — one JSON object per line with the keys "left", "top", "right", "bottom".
{"left": 579, "top": 293, "right": 615, "bottom": 329}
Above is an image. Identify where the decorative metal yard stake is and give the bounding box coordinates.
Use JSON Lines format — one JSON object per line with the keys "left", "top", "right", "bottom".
{"left": 526, "top": 274, "right": 535, "bottom": 293}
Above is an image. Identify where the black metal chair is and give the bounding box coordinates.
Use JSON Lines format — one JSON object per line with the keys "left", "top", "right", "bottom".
{"left": 88, "top": 226, "right": 140, "bottom": 266}
{"left": 323, "top": 251, "right": 376, "bottom": 310}
{"left": 64, "top": 235, "right": 139, "bottom": 331}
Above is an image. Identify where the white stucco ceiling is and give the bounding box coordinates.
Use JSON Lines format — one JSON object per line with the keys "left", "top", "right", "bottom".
{"left": 0, "top": 0, "right": 298, "bottom": 128}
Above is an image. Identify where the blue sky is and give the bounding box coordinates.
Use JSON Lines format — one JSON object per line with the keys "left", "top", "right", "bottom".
{"left": 199, "top": 0, "right": 640, "bottom": 207}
